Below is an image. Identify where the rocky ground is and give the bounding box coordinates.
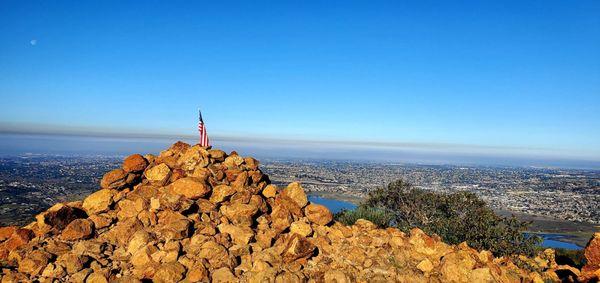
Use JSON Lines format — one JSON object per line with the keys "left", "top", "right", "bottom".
{"left": 0, "top": 141, "right": 599, "bottom": 282}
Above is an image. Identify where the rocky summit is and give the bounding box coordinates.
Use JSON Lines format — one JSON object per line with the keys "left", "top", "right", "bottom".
{"left": 0, "top": 141, "right": 598, "bottom": 282}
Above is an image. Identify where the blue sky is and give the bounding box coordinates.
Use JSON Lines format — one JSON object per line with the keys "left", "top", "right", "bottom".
{"left": 1, "top": 1, "right": 599, "bottom": 161}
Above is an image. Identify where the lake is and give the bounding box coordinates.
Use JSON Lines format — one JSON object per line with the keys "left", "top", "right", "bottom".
{"left": 308, "top": 195, "right": 583, "bottom": 250}
{"left": 526, "top": 233, "right": 582, "bottom": 250}
{"left": 308, "top": 195, "right": 357, "bottom": 214}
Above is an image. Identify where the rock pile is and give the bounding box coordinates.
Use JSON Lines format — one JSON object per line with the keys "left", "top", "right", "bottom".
{"left": 581, "top": 232, "right": 600, "bottom": 281}
{"left": 0, "top": 141, "right": 595, "bottom": 282}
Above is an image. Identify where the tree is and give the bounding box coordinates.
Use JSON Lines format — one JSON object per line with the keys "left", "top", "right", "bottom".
{"left": 337, "top": 179, "right": 541, "bottom": 256}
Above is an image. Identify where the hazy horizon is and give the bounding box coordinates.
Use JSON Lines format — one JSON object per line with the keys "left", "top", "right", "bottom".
{"left": 1, "top": 132, "right": 599, "bottom": 170}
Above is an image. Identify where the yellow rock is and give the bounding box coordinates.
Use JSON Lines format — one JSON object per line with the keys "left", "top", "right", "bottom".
{"left": 211, "top": 267, "right": 237, "bottom": 283}
{"left": 144, "top": 163, "right": 171, "bottom": 182}
{"left": 82, "top": 189, "right": 115, "bottom": 215}
{"left": 290, "top": 220, "right": 313, "bottom": 237}
{"left": 283, "top": 182, "right": 308, "bottom": 208}
{"left": 262, "top": 184, "right": 277, "bottom": 198}
{"left": 417, "top": 258, "right": 434, "bottom": 273}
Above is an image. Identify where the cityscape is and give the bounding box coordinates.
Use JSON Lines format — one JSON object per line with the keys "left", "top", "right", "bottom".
{"left": 0, "top": 154, "right": 598, "bottom": 228}
{"left": 261, "top": 159, "right": 600, "bottom": 225}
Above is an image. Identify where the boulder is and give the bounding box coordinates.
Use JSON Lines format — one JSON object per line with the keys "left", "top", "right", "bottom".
{"left": 0, "top": 228, "right": 34, "bottom": 259}
{"left": 304, "top": 203, "right": 333, "bottom": 226}
{"left": 185, "top": 262, "right": 208, "bottom": 282}
{"left": 123, "top": 154, "right": 148, "bottom": 173}
{"left": 281, "top": 234, "right": 315, "bottom": 263}
{"left": 178, "top": 145, "right": 209, "bottom": 171}
{"left": 36, "top": 204, "right": 87, "bottom": 231}
{"left": 56, "top": 253, "right": 85, "bottom": 274}
{"left": 61, "top": 219, "right": 94, "bottom": 241}
{"left": 220, "top": 202, "right": 259, "bottom": 226}
{"left": 86, "top": 272, "right": 108, "bottom": 283}
{"left": 290, "top": 220, "right": 313, "bottom": 237}
{"left": 41, "top": 263, "right": 66, "bottom": 278}
{"left": 244, "top": 157, "right": 259, "bottom": 170}
{"left": 210, "top": 185, "right": 236, "bottom": 203}
{"left": 127, "top": 230, "right": 153, "bottom": 254}
{"left": 270, "top": 204, "right": 292, "bottom": 232}
{"left": 262, "top": 184, "right": 277, "bottom": 198}
{"left": 169, "top": 141, "right": 191, "bottom": 154}
{"left": 100, "top": 169, "right": 128, "bottom": 190}
{"left": 169, "top": 177, "right": 211, "bottom": 199}
{"left": 0, "top": 226, "right": 17, "bottom": 241}
{"left": 417, "top": 258, "right": 434, "bottom": 273}
{"left": 153, "top": 262, "right": 186, "bottom": 283}
{"left": 211, "top": 267, "right": 237, "bottom": 283}
{"left": 209, "top": 149, "right": 226, "bottom": 161}
{"left": 157, "top": 210, "right": 190, "bottom": 240}
{"left": 145, "top": 163, "right": 171, "bottom": 182}
{"left": 283, "top": 182, "right": 308, "bottom": 208}
{"left": 131, "top": 245, "right": 156, "bottom": 268}
{"left": 102, "top": 218, "right": 143, "bottom": 246}
{"left": 582, "top": 232, "right": 600, "bottom": 280}
{"left": 18, "top": 250, "right": 52, "bottom": 276}
{"left": 89, "top": 214, "right": 112, "bottom": 229}
{"left": 217, "top": 224, "right": 254, "bottom": 245}
{"left": 82, "top": 189, "right": 115, "bottom": 215}
{"left": 223, "top": 154, "right": 244, "bottom": 169}
{"left": 585, "top": 232, "right": 600, "bottom": 266}
{"left": 439, "top": 250, "right": 477, "bottom": 282}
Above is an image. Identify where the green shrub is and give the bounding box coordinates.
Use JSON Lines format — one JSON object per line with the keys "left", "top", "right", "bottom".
{"left": 334, "top": 206, "right": 392, "bottom": 228}
{"left": 361, "top": 179, "right": 541, "bottom": 257}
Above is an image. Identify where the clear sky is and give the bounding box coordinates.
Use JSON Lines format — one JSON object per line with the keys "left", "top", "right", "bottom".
{"left": 1, "top": 1, "right": 599, "bottom": 161}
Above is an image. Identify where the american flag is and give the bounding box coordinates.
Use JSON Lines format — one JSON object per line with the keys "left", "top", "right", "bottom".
{"left": 198, "top": 109, "right": 209, "bottom": 147}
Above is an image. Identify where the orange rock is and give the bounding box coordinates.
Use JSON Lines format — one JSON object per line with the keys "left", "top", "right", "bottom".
{"left": 585, "top": 233, "right": 600, "bottom": 266}
{"left": 231, "top": 171, "right": 249, "bottom": 191}
{"left": 282, "top": 182, "right": 308, "bottom": 208}
{"left": 170, "top": 168, "right": 186, "bottom": 182}
{"left": 101, "top": 168, "right": 128, "bottom": 190}
{"left": 169, "top": 141, "right": 191, "bottom": 155}
{"left": 281, "top": 234, "right": 316, "bottom": 263}
{"left": 304, "top": 203, "right": 333, "bottom": 226}
{"left": 145, "top": 163, "right": 172, "bottom": 183}
{"left": 61, "top": 219, "right": 94, "bottom": 241}
{"left": 208, "top": 149, "right": 226, "bottom": 161}
{"left": 169, "top": 177, "right": 211, "bottom": 199}
{"left": 0, "top": 226, "right": 17, "bottom": 241}
{"left": 0, "top": 228, "right": 34, "bottom": 259}
{"left": 244, "top": 157, "right": 259, "bottom": 170}
{"left": 122, "top": 154, "right": 148, "bottom": 173}
{"left": 37, "top": 205, "right": 87, "bottom": 231}
{"left": 262, "top": 184, "right": 277, "bottom": 198}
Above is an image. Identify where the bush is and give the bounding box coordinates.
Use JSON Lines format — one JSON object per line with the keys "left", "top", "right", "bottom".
{"left": 334, "top": 206, "right": 392, "bottom": 228}
{"left": 360, "top": 179, "right": 541, "bottom": 257}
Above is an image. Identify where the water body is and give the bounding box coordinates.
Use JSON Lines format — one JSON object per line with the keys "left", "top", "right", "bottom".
{"left": 308, "top": 195, "right": 357, "bottom": 214}
{"left": 310, "top": 195, "right": 583, "bottom": 250}
{"left": 528, "top": 233, "right": 582, "bottom": 250}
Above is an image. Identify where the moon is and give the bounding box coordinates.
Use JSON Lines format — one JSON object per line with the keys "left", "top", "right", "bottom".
{"left": 30, "top": 39, "right": 37, "bottom": 46}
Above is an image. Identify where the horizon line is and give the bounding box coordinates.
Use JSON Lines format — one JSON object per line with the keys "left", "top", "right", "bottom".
{"left": 1, "top": 122, "right": 599, "bottom": 163}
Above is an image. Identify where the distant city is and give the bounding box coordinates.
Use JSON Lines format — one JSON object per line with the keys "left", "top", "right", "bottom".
{"left": 0, "top": 154, "right": 598, "bottom": 227}
{"left": 261, "top": 159, "right": 600, "bottom": 225}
